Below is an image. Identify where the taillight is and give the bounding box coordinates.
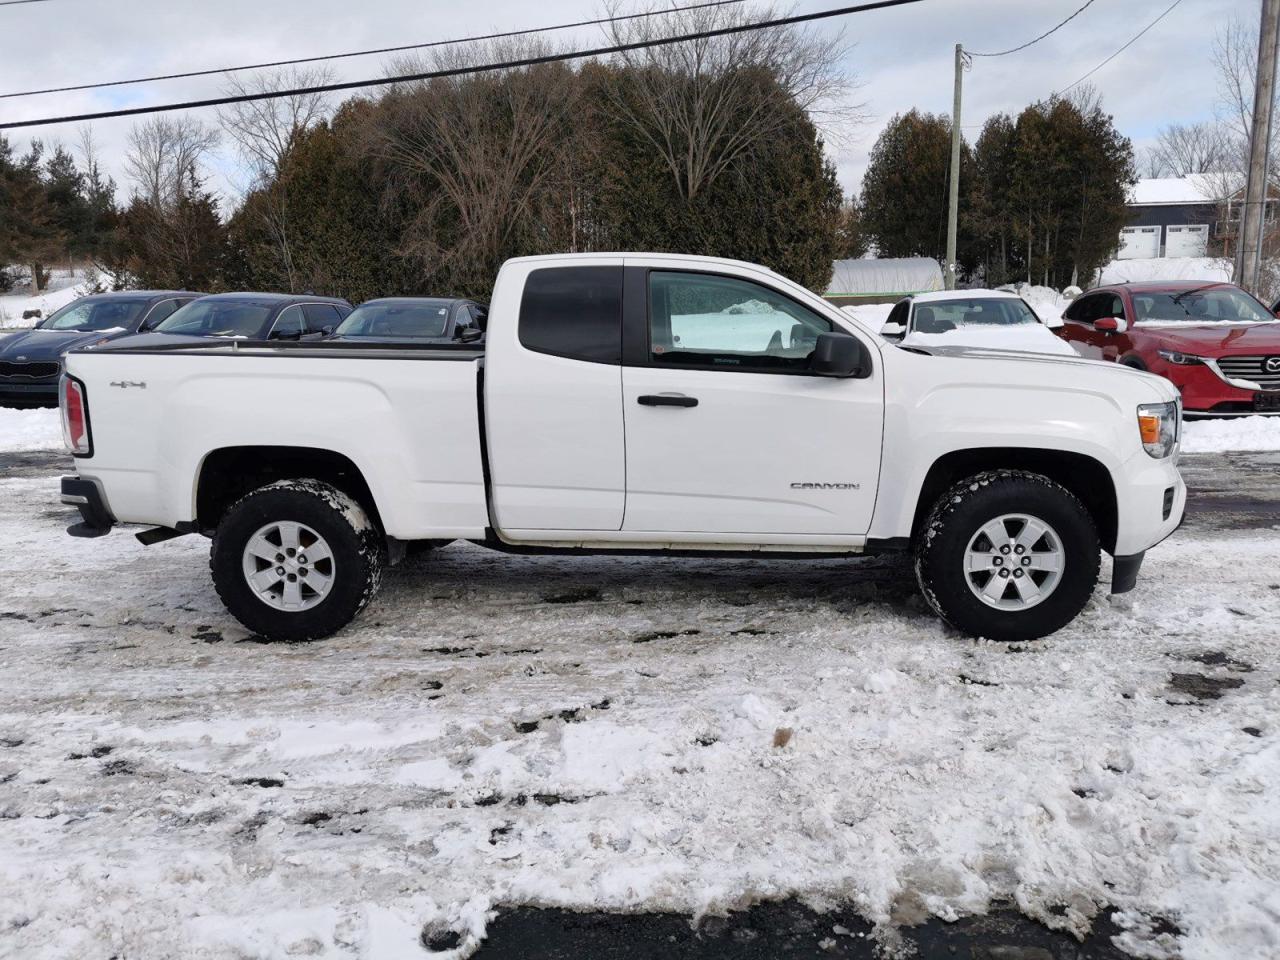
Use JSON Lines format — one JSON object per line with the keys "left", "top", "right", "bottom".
{"left": 60, "top": 376, "right": 92, "bottom": 456}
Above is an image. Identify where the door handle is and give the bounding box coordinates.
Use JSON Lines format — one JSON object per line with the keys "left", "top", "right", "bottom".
{"left": 637, "top": 394, "right": 698, "bottom": 408}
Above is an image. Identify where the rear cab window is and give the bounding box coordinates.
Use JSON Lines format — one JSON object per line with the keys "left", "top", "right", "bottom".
{"left": 519, "top": 266, "right": 623, "bottom": 364}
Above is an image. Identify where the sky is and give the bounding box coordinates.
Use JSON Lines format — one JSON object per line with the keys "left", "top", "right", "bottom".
{"left": 0, "top": 0, "right": 1257, "bottom": 207}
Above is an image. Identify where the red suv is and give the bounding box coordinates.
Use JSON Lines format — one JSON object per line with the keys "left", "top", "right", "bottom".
{"left": 1057, "top": 281, "right": 1280, "bottom": 416}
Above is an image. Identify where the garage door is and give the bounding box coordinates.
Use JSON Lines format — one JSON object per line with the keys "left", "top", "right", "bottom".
{"left": 1166, "top": 224, "right": 1209, "bottom": 258}
{"left": 1118, "top": 226, "right": 1161, "bottom": 259}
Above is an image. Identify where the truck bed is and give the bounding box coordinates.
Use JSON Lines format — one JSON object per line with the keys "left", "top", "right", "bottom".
{"left": 67, "top": 339, "right": 491, "bottom": 539}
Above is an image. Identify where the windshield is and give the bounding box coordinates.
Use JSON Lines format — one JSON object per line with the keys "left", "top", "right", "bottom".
{"left": 1131, "top": 288, "right": 1274, "bottom": 324}
{"left": 43, "top": 298, "right": 150, "bottom": 332}
{"left": 335, "top": 300, "right": 453, "bottom": 339}
{"left": 912, "top": 298, "right": 1037, "bottom": 334}
{"left": 156, "top": 300, "right": 274, "bottom": 338}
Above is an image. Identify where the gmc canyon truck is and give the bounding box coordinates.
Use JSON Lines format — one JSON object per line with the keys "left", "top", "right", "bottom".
{"left": 58, "top": 254, "right": 1186, "bottom": 643}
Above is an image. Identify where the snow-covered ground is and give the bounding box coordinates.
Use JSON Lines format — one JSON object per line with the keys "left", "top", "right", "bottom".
{"left": 0, "top": 270, "right": 88, "bottom": 330}
{"left": 1095, "top": 258, "right": 1233, "bottom": 287}
{"left": 1, "top": 459, "right": 1279, "bottom": 960}
{"left": 0, "top": 408, "right": 61, "bottom": 451}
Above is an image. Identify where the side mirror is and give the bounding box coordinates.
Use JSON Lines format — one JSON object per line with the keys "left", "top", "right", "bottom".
{"left": 321, "top": 325, "right": 335, "bottom": 336}
{"left": 1094, "top": 316, "right": 1126, "bottom": 334}
{"left": 457, "top": 327, "right": 484, "bottom": 343}
{"left": 879, "top": 321, "right": 906, "bottom": 340}
{"left": 1043, "top": 315, "right": 1065, "bottom": 330}
{"left": 270, "top": 328, "right": 303, "bottom": 341}
{"left": 810, "top": 332, "right": 867, "bottom": 378}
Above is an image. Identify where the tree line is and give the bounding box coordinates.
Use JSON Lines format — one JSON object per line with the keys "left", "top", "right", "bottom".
{"left": 1, "top": 6, "right": 851, "bottom": 301}
{"left": 856, "top": 90, "right": 1136, "bottom": 291}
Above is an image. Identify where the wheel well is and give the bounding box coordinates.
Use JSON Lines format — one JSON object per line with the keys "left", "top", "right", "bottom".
{"left": 912, "top": 448, "right": 1118, "bottom": 553}
{"left": 195, "top": 446, "right": 384, "bottom": 534}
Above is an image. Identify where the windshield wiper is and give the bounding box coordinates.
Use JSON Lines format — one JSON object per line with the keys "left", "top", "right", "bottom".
{"left": 1170, "top": 283, "right": 1219, "bottom": 304}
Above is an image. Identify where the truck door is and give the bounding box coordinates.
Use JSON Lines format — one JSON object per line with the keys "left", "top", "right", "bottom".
{"left": 621, "top": 267, "right": 882, "bottom": 538}
{"left": 485, "top": 262, "right": 626, "bottom": 532}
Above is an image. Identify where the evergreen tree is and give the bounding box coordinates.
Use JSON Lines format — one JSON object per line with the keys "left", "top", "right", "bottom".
{"left": 0, "top": 137, "right": 65, "bottom": 292}
{"left": 859, "top": 110, "right": 970, "bottom": 264}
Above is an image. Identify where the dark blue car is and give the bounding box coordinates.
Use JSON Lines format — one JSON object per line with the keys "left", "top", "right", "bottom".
{"left": 0, "top": 290, "right": 202, "bottom": 407}
{"left": 116, "top": 293, "right": 353, "bottom": 347}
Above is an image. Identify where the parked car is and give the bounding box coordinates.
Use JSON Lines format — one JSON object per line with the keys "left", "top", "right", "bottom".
{"left": 1057, "top": 281, "right": 1280, "bottom": 416}
{"left": 58, "top": 253, "right": 1184, "bottom": 644}
{"left": 0, "top": 291, "right": 201, "bottom": 407}
{"left": 328, "top": 297, "right": 487, "bottom": 344}
{"left": 879, "top": 290, "right": 1076, "bottom": 357}
{"left": 115, "top": 293, "right": 353, "bottom": 347}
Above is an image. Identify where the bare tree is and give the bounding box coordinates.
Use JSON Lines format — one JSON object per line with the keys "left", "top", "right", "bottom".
{"left": 1147, "top": 121, "right": 1230, "bottom": 177}
{"left": 600, "top": 1, "right": 855, "bottom": 202}
{"left": 374, "top": 40, "right": 584, "bottom": 292}
{"left": 218, "top": 66, "right": 334, "bottom": 184}
{"left": 125, "top": 116, "right": 218, "bottom": 207}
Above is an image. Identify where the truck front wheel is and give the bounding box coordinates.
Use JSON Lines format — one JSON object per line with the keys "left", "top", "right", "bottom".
{"left": 211, "top": 480, "right": 384, "bottom": 641}
{"left": 914, "top": 470, "right": 1100, "bottom": 642}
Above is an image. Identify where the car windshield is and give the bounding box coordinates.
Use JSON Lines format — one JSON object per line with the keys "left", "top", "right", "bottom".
{"left": 912, "top": 298, "right": 1037, "bottom": 334}
{"left": 335, "top": 300, "right": 452, "bottom": 339}
{"left": 43, "top": 299, "right": 150, "bottom": 332}
{"left": 1131, "top": 288, "right": 1274, "bottom": 323}
{"left": 155, "top": 300, "right": 274, "bottom": 338}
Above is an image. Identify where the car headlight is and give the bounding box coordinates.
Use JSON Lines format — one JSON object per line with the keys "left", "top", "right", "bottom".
{"left": 1157, "top": 349, "right": 1205, "bottom": 365}
{"left": 1137, "top": 401, "right": 1179, "bottom": 458}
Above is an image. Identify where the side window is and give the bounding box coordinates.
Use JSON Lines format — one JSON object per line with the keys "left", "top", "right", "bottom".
{"left": 271, "top": 305, "right": 305, "bottom": 339}
{"left": 1073, "top": 295, "right": 1102, "bottom": 324}
{"left": 302, "top": 303, "right": 341, "bottom": 333}
{"left": 142, "top": 299, "right": 178, "bottom": 327}
{"left": 519, "top": 266, "right": 622, "bottom": 364}
{"left": 648, "top": 271, "right": 833, "bottom": 373}
{"left": 886, "top": 300, "right": 909, "bottom": 328}
{"left": 1109, "top": 295, "right": 1125, "bottom": 320}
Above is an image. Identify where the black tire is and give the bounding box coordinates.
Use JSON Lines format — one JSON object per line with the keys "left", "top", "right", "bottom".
{"left": 1120, "top": 357, "right": 1147, "bottom": 371}
{"left": 913, "top": 470, "right": 1100, "bottom": 642}
{"left": 211, "top": 479, "right": 384, "bottom": 641}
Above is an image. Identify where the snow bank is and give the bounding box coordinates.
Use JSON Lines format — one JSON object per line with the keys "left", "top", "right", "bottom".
{"left": 1182, "top": 415, "right": 1280, "bottom": 453}
{"left": 996, "top": 283, "right": 1069, "bottom": 323}
{"left": 0, "top": 407, "right": 61, "bottom": 452}
{"left": 1096, "top": 257, "right": 1233, "bottom": 287}
{"left": 0, "top": 271, "right": 87, "bottom": 330}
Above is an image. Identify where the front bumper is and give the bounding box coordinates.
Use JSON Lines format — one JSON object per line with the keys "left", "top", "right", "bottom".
{"left": 61, "top": 476, "right": 116, "bottom": 538}
{"left": 0, "top": 379, "right": 59, "bottom": 407}
{"left": 1162, "top": 361, "right": 1280, "bottom": 415}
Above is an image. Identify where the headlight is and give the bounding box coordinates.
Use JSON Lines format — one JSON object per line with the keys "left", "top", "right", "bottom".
{"left": 1137, "top": 401, "right": 1179, "bottom": 458}
{"left": 1157, "top": 349, "right": 1205, "bottom": 365}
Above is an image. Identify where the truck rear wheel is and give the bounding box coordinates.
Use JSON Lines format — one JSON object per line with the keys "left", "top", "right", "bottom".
{"left": 914, "top": 470, "right": 1100, "bottom": 642}
{"left": 211, "top": 480, "right": 384, "bottom": 641}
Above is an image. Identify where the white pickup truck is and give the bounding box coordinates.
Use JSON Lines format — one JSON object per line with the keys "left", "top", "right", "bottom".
{"left": 58, "top": 253, "right": 1186, "bottom": 643}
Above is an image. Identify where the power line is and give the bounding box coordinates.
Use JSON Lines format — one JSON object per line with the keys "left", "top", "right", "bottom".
{"left": 1, "top": 0, "right": 747, "bottom": 101}
{"left": 1056, "top": 0, "right": 1182, "bottom": 94}
{"left": 0, "top": 0, "right": 927, "bottom": 131}
{"left": 0, "top": 0, "right": 57, "bottom": 5}
{"left": 966, "top": 0, "right": 1099, "bottom": 57}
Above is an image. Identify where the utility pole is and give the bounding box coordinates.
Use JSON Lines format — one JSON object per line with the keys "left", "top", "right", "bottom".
{"left": 945, "top": 43, "right": 965, "bottom": 290}
{"left": 1235, "top": 0, "right": 1280, "bottom": 294}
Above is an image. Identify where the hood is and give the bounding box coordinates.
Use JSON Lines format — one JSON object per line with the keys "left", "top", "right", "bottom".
{"left": 902, "top": 324, "right": 1079, "bottom": 358}
{"left": 900, "top": 341, "right": 1177, "bottom": 403}
{"left": 1133, "top": 321, "right": 1280, "bottom": 355}
{"left": 0, "top": 326, "right": 131, "bottom": 361}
